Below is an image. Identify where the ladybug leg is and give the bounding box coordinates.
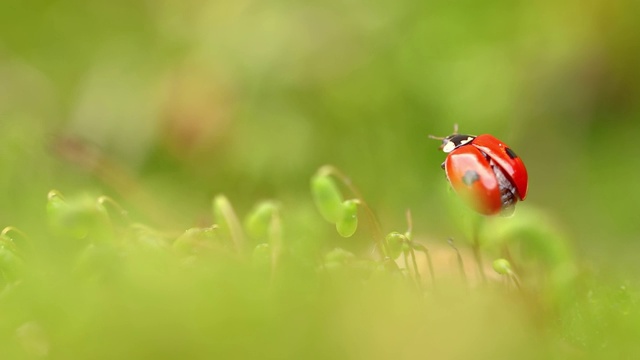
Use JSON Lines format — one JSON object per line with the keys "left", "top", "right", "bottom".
{"left": 440, "top": 162, "right": 445, "bottom": 170}
{"left": 500, "top": 186, "right": 516, "bottom": 207}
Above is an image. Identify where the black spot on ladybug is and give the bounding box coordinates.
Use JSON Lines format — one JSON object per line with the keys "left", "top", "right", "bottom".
{"left": 462, "top": 170, "right": 479, "bottom": 186}
{"left": 505, "top": 147, "right": 518, "bottom": 159}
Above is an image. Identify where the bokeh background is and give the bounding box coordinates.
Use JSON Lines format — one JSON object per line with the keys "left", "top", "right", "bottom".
{"left": 1, "top": 0, "right": 640, "bottom": 277}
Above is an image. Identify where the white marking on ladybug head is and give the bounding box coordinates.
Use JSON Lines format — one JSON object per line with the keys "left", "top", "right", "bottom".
{"left": 442, "top": 136, "right": 474, "bottom": 153}
{"left": 459, "top": 137, "right": 474, "bottom": 145}
{"left": 442, "top": 141, "right": 456, "bottom": 153}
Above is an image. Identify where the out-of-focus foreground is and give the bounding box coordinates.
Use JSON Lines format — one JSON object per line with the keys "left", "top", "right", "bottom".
{"left": 1, "top": 0, "right": 640, "bottom": 359}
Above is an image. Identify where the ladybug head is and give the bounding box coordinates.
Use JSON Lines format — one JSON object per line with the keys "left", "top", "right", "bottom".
{"left": 429, "top": 124, "right": 476, "bottom": 153}
{"left": 439, "top": 134, "right": 476, "bottom": 153}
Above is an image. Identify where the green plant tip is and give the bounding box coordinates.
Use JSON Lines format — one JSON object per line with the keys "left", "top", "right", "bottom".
{"left": 492, "top": 258, "right": 512, "bottom": 275}
{"left": 244, "top": 201, "right": 277, "bottom": 241}
{"left": 311, "top": 174, "right": 344, "bottom": 223}
{"left": 324, "top": 247, "right": 355, "bottom": 264}
{"left": 336, "top": 199, "right": 358, "bottom": 237}
{"left": 212, "top": 195, "right": 232, "bottom": 219}
{"left": 251, "top": 243, "right": 271, "bottom": 267}
{"left": 46, "top": 194, "right": 109, "bottom": 241}
{"left": 212, "top": 194, "right": 244, "bottom": 252}
{"left": 385, "top": 232, "right": 405, "bottom": 260}
{"left": 173, "top": 227, "right": 217, "bottom": 254}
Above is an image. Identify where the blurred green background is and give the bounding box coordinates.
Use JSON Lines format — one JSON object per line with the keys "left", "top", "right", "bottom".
{"left": 0, "top": 0, "right": 640, "bottom": 262}
{"left": 2, "top": 0, "right": 640, "bottom": 358}
{"left": 2, "top": 0, "right": 639, "bottom": 268}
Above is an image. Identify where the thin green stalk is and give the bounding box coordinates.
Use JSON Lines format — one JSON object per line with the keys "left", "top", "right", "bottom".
{"left": 448, "top": 238, "right": 467, "bottom": 286}
{"left": 213, "top": 195, "right": 245, "bottom": 255}
{"left": 509, "top": 272, "right": 522, "bottom": 290}
{"left": 268, "top": 208, "right": 283, "bottom": 283}
{"left": 413, "top": 244, "right": 435, "bottom": 287}
{"left": 470, "top": 217, "right": 486, "bottom": 284}
{"left": 403, "top": 251, "right": 409, "bottom": 275}
{"left": 409, "top": 247, "right": 422, "bottom": 287}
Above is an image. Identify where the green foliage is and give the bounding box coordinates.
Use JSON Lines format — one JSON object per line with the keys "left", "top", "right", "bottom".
{"left": 172, "top": 226, "right": 218, "bottom": 255}
{"left": 0, "top": 166, "right": 638, "bottom": 359}
{"left": 244, "top": 201, "right": 278, "bottom": 242}
{"left": 0, "top": 242, "right": 23, "bottom": 284}
{"left": 311, "top": 167, "right": 365, "bottom": 239}
{"left": 335, "top": 199, "right": 358, "bottom": 237}
{"left": 385, "top": 232, "right": 405, "bottom": 260}
{"left": 311, "top": 174, "right": 344, "bottom": 224}
{"left": 212, "top": 194, "right": 245, "bottom": 253}
{"left": 46, "top": 191, "right": 111, "bottom": 243}
{"left": 323, "top": 247, "right": 356, "bottom": 268}
{"left": 492, "top": 258, "right": 512, "bottom": 275}
{"left": 251, "top": 243, "right": 271, "bottom": 269}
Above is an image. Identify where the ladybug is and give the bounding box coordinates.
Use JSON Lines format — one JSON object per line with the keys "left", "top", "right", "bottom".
{"left": 430, "top": 125, "right": 528, "bottom": 216}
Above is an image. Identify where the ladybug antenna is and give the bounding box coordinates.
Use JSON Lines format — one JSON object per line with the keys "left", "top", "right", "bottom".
{"left": 428, "top": 123, "right": 460, "bottom": 141}
{"left": 428, "top": 123, "right": 459, "bottom": 141}
{"left": 427, "top": 133, "right": 447, "bottom": 150}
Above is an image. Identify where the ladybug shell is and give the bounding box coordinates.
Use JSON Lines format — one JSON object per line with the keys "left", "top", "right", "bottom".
{"left": 444, "top": 145, "right": 504, "bottom": 215}
{"left": 443, "top": 134, "right": 528, "bottom": 215}
{"left": 470, "top": 135, "right": 528, "bottom": 200}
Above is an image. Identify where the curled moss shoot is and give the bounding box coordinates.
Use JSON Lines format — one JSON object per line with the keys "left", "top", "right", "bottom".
{"left": 315, "top": 165, "right": 388, "bottom": 258}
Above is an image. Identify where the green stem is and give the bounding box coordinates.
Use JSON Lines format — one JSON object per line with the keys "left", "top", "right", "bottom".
{"left": 470, "top": 216, "right": 486, "bottom": 284}
{"left": 405, "top": 209, "right": 413, "bottom": 240}
{"left": 448, "top": 238, "right": 467, "bottom": 286}
{"left": 508, "top": 271, "right": 521, "bottom": 290}
{"left": 413, "top": 244, "right": 435, "bottom": 287}
{"left": 213, "top": 195, "right": 245, "bottom": 255}
{"left": 403, "top": 251, "right": 409, "bottom": 274}
{"left": 409, "top": 247, "right": 422, "bottom": 288}
{"left": 268, "top": 208, "right": 283, "bottom": 283}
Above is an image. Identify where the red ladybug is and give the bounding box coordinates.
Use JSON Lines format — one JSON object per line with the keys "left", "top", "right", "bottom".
{"left": 430, "top": 126, "right": 528, "bottom": 216}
